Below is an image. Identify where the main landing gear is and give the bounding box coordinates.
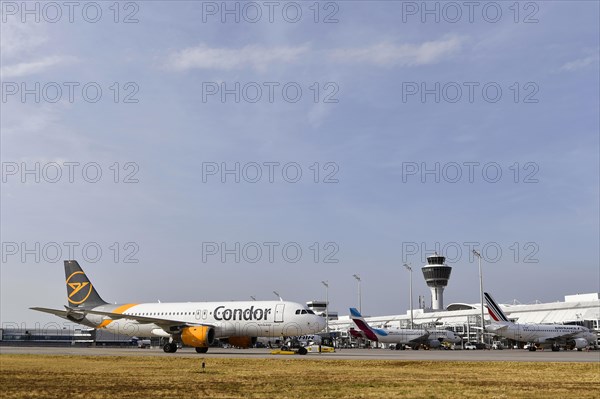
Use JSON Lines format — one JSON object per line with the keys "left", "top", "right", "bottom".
{"left": 163, "top": 342, "right": 178, "bottom": 353}
{"left": 163, "top": 341, "right": 209, "bottom": 354}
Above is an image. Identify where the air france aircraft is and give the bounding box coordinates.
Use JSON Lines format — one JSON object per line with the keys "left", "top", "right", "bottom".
{"left": 32, "top": 260, "right": 326, "bottom": 353}
{"left": 484, "top": 292, "right": 596, "bottom": 351}
{"left": 349, "top": 308, "right": 460, "bottom": 349}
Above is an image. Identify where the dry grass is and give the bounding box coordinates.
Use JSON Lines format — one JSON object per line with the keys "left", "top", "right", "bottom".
{"left": 1, "top": 354, "right": 599, "bottom": 398}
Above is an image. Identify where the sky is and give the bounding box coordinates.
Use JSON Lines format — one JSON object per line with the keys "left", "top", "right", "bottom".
{"left": 1, "top": 1, "right": 599, "bottom": 327}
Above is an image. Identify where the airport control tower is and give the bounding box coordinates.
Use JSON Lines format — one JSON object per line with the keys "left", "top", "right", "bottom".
{"left": 421, "top": 253, "right": 452, "bottom": 311}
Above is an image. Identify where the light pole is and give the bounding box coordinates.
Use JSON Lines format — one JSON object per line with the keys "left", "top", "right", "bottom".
{"left": 472, "top": 249, "right": 485, "bottom": 344}
{"left": 321, "top": 281, "right": 329, "bottom": 333}
{"left": 403, "top": 263, "right": 413, "bottom": 328}
{"left": 352, "top": 274, "right": 362, "bottom": 314}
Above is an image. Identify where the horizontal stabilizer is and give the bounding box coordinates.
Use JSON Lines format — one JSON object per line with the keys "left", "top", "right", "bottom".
{"left": 30, "top": 306, "right": 87, "bottom": 323}
{"left": 30, "top": 307, "right": 71, "bottom": 318}
{"left": 485, "top": 324, "right": 509, "bottom": 332}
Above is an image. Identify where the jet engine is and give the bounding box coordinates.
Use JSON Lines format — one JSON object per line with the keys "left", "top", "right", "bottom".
{"left": 428, "top": 339, "right": 442, "bottom": 348}
{"left": 569, "top": 338, "right": 588, "bottom": 349}
{"left": 181, "top": 326, "right": 215, "bottom": 348}
{"left": 225, "top": 336, "right": 257, "bottom": 348}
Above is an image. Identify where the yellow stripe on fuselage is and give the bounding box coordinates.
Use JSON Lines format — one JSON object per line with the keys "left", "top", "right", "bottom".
{"left": 96, "top": 303, "right": 138, "bottom": 328}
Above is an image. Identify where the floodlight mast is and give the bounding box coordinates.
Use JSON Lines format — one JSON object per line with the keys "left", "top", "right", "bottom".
{"left": 472, "top": 249, "right": 485, "bottom": 345}
{"left": 403, "top": 263, "right": 413, "bottom": 328}
{"left": 352, "top": 274, "right": 362, "bottom": 314}
{"left": 321, "top": 281, "right": 329, "bottom": 333}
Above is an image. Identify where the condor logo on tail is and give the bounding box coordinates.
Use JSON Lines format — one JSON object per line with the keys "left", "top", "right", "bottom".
{"left": 66, "top": 271, "right": 93, "bottom": 305}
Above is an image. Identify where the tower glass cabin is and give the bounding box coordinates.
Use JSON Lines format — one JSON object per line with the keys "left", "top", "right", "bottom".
{"left": 421, "top": 253, "right": 452, "bottom": 311}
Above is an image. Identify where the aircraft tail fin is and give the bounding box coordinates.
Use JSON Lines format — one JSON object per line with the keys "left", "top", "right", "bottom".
{"left": 64, "top": 260, "right": 107, "bottom": 308}
{"left": 349, "top": 308, "right": 383, "bottom": 341}
{"left": 484, "top": 292, "right": 510, "bottom": 323}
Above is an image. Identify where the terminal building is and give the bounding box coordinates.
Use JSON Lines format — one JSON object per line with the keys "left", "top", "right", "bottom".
{"left": 328, "top": 292, "right": 600, "bottom": 347}
{"left": 327, "top": 254, "right": 600, "bottom": 347}
{"left": 0, "top": 327, "right": 153, "bottom": 347}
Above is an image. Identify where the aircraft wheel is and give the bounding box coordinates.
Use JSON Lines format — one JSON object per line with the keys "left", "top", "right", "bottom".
{"left": 395, "top": 345, "right": 401, "bottom": 351}
{"left": 297, "top": 347, "right": 308, "bottom": 355}
{"left": 163, "top": 343, "right": 177, "bottom": 353}
{"left": 281, "top": 345, "right": 289, "bottom": 351}
{"left": 528, "top": 345, "right": 537, "bottom": 352}
{"left": 195, "top": 347, "right": 209, "bottom": 354}
{"left": 551, "top": 345, "right": 559, "bottom": 352}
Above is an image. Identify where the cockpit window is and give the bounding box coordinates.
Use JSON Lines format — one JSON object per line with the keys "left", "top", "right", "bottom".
{"left": 301, "top": 310, "right": 308, "bottom": 314}
{"left": 295, "top": 310, "right": 301, "bottom": 314}
{"left": 306, "top": 310, "right": 315, "bottom": 315}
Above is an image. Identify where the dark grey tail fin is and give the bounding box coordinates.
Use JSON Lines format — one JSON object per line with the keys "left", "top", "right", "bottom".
{"left": 64, "top": 260, "right": 107, "bottom": 308}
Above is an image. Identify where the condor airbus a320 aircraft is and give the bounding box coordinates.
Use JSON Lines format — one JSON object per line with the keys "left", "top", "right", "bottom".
{"left": 32, "top": 260, "right": 326, "bottom": 353}
{"left": 484, "top": 292, "right": 596, "bottom": 351}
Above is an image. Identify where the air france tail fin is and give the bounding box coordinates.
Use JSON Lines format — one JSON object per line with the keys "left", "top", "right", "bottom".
{"left": 484, "top": 292, "right": 510, "bottom": 323}
{"left": 349, "top": 308, "right": 385, "bottom": 341}
{"left": 64, "top": 260, "right": 107, "bottom": 308}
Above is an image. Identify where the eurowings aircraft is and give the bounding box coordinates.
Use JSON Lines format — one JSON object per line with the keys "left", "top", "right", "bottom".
{"left": 31, "top": 260, "right": 325, "bottom": 353}
{"left": 349, "top": 308, "right": 459, "bottom": 349}
{"left": 484, "top": 292, "right": 596, "bottom": 351}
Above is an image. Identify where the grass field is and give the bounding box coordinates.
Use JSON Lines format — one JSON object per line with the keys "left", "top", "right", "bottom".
{"left": 1, "top": 354, "right": 599, "bottom": 398}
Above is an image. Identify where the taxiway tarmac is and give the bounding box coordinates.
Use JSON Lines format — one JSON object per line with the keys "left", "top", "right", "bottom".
{"left": 1, "top": 346, "right": 598, "bottom": 362}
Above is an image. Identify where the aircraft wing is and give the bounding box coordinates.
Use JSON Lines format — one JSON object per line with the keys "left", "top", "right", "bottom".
{"left": 407, "top": 332, "right": 431, "bottom": 343}
{"left": 74, "top": 307, "right": 216, "bottom": 329}
{"left": 542, "top": 332, "right": 583, "bottom": 342}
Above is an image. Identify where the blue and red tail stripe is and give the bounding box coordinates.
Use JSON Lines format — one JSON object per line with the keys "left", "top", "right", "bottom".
{"left": 484, "top": 292, "right": 510, "bottom": 322}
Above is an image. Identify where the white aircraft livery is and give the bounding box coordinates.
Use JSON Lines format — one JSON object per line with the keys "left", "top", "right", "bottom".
{"left": 31, "top": 260, "right": 326, "bottom": 353}
{"left": 349, "top": 308, "right": 460, "bottom": 349}
{"left": 484, "top": 292, "right": 596, "bottom": 351}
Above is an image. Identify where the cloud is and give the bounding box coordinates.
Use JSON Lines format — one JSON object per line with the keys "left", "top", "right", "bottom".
{"left": 166, "top": 44, "right": 310, "bottom": 72}
{"left": 329, "top": 35, "right": 465, "bottom": 67}
{"left": 0, "top": 56, "right": 76, "bottom": 78}
{"left": 560, "top": 54, "right": 599, "bottom": 72}
{"left": 0, "top": 23, "right": 47, "bottom": 59}
{"left": 1, "top": 23, "right": 77, "bottom": 78}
